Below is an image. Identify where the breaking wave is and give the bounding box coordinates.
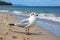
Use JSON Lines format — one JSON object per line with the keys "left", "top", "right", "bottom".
{"left": 38, "top": 14, "right": 60, "bottom": 23}
{"left": 12, "top": 11, "right": 23, "bottom": 15}
{"left": 0, "top": 10, "right": 60, "bottom": 23}
{"left": 0, "top": 10, "right": 9, "bottom": 13}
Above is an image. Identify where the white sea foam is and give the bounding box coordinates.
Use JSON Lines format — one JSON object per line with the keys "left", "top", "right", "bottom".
{"left": 0, "top": 10, "right": 9, "bottom": 13}
{"left": 12, "top": 11, "right": 30, "bottom": 17}
{"left": 38, "top": 13, "right": 60, "bottom": 22}
{"left": 13, "top": 11, "right": 23, "bottom": 15}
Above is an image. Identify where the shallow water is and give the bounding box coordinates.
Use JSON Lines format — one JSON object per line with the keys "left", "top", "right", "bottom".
{"left": 37, "top": 21, "right": 60, "bottom": 37}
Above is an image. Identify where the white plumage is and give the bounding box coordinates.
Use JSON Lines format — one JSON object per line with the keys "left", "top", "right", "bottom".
{"left": 15, "top": 13, "right": 38, "bottom": 28}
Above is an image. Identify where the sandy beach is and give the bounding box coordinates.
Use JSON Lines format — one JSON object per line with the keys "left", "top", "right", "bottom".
{"left": 0, "top": 13, "right": 60, "bottom": 40}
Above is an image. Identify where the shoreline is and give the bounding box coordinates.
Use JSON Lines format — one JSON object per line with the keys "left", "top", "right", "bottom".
{"left": 0, "top": 13, "right": 60, "bottom": 40}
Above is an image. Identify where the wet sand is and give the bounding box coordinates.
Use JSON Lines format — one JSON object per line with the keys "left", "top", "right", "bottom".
{"left": 0, "top": 13, "right": 60, "bottom": 40}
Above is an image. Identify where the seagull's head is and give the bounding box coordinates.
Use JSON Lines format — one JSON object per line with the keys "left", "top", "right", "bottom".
{"left": 30, "top": 12, "right": 38, "bottom": 17}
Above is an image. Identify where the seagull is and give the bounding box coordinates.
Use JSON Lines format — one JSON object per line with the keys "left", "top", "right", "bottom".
{"left": 9, "top": 12, "right": 38, "bottom": 35}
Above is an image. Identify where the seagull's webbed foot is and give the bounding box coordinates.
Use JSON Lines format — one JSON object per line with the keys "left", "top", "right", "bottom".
{"left": 26, "top": 33, "right": 31, "bottom": 35}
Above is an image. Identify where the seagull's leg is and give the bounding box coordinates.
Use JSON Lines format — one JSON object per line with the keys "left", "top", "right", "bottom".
{"left": 27, "top": 28, "right": 31, "bottom": 35}
{"left": 25, "top": 27, "right": 30, "bottom": 35}
{"left": 28, "top": 28, "right": 29, "bottom": 34}
{"left": 25, "top": 28, "right": 27, "bottom": 34}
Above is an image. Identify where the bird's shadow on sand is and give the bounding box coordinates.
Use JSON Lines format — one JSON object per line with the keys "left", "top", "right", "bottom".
{"left": 10, "top": 30, "right": 44, "bottom": 35}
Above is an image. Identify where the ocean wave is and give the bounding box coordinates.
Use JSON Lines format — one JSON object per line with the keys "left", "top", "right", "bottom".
{"left": 0, "top": 10, "right": 9, "bottom": 13}
{"left": 12, "top": 11, "right": 23, "bottom": 15}
{"left": 38, "top": 14, "right": 60, "bottom": 22}
{"left": 16, "top": 12, "right": 60, "bottom": 23}
{"left": 0, "top": 10, "right": 60, "bottom": 23}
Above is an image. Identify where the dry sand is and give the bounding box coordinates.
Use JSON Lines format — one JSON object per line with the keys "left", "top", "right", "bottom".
{"left": 0, "top": 13, "right": 60, "bottom": 40}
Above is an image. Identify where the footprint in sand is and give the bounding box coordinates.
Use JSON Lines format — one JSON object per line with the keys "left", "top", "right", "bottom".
{"left": 12, "top": 36, "right": 17, "bottom": 39}
{"left": 0, "top": 37, "right": 5, "bottom": 40}
{"left": 0, "top": 37, "right": 3, "bottom": 40}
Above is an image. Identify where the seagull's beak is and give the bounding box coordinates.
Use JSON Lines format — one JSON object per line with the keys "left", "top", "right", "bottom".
{"left": 35, "top": 14, "right": 38, "bottom": 16}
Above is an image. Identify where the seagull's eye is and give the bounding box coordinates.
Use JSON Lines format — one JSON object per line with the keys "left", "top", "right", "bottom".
{"left": 31, "top": 14, "right": 34, "bottom": 16}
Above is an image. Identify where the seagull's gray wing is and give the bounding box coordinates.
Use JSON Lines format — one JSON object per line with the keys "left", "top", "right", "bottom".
{"left": 14, "top": 19, "right": 29, "bottom": 28}
{"left": 25, "top": 23, "right": 33, "bottom": 28}
{"left": 20, "top": 18, "right": 29, "bottom": 23}
{"left": 15, "top": 23, "right": 29, "bottom": 28}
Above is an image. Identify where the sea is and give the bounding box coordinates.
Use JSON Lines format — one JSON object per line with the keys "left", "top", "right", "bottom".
{"left": 0, "top": 6, "right": 60, "bottom": 37}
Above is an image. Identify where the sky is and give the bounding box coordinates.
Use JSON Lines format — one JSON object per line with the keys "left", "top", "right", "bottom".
{"left": 2, "top": 0, "right": 60, "bottom": 6}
